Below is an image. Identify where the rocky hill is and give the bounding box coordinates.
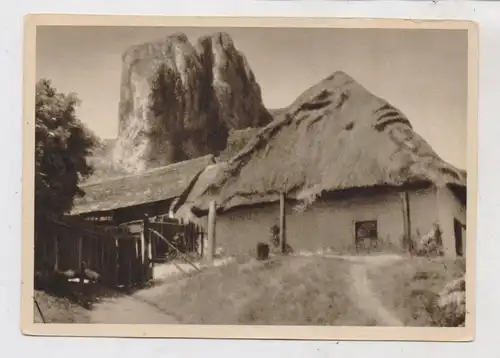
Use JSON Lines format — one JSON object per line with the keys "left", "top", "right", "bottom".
{"left": 112, "top": 32, "right": 272, "bottom": 173}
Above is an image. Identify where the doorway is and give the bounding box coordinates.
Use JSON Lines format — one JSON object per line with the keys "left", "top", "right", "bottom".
{"left": 454, "top": 218, "right": 464, "bottom": 257}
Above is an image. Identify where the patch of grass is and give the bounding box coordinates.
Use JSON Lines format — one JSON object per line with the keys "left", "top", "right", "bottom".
{"left": 367, "top": 257, "right": 466, "bottom": 326}
{"left": 238, "top": 258, "right": 354, "bottom": 325}
{"left": 139, "top": 255, "right": 367, "bottom": 325}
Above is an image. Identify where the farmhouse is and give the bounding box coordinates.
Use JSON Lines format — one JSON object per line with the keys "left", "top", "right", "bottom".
{"left": 174, "top": 71, "right": 467, "bottom": 258}
{"left": 71, "top": 154, "right": 215, "bottom": 224}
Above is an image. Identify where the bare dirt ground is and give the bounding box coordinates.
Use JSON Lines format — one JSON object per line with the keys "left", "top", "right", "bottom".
{"left": 90, "top": 295, "right": 179, "bottom": 324}
{"left": 88, "top": 254, "right": 405, "bottom": 326}
{"left": 90, "top": 257, "right": 233, "bottom": 324}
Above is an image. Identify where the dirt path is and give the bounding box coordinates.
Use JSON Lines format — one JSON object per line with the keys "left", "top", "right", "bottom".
{"left": 348, "top": 261, "right": 403, "bottom": 326}
{"left": 89, "top": 257, "right": 233, "bottom": 324}
{"left": 295, "top": 252, "right": 405, "bottom": 325}
{"left": 90, "top": 295, "right": 179, "bottom": 324}
{"left": 329, "top": 254, "right": 404, "bottom": 326}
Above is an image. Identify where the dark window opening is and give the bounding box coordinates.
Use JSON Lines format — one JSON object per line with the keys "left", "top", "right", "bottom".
{"left": 355, "top": 220, "right": 378, "bottom": 250}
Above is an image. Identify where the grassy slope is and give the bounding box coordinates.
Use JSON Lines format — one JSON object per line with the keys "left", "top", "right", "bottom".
{"left": 367, "top": 256, "right": 465, "bottom": 327}
{"left": 136, "top": 255, "right": 373, "bottom": 326}
{"left": 33, "top": 255, "right": 465, "bottom": 326}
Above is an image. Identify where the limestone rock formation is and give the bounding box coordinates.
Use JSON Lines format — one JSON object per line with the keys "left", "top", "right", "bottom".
{"left": 113, "top": 32, "right": 271, "bottom": 173}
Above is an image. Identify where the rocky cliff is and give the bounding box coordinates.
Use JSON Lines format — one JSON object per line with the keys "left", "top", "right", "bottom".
{"left": 112, "top": 32, "right": 272, "bottom": 173}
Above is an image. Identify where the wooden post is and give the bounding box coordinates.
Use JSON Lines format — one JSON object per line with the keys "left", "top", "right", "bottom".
{"left": 129, "top": 242, "right": 134, "bottom": 286}
{"left": 114, "top": 239, "right": 119, "bottom": 287}
{"left": 142, "top": 214, "right": 152, "bottom": 281}
{"left": 207, "top": 201, "right": 216, "bottom": 263}
{"left": 279, "top": 192, "right": 287, "bottom": 253}
{"left": 400, "top": 191, "right": 412, "bottom": 253}
{"left": 200, "top": 228, "right": 205, "bottom": 259}
{"left": 100, "top": 238, "right": 105, "bottom": 278}
{"left": 77, "top": 236, "right": 83, "bottom": 264}
{"left": 151, "top": 228, "right": 156, "bottom": 263}
{"left": 54, "top": 235, "right": 59, "bottom": 271}
{"left": 190, "top": 224, "right": 195, "bottom": 252}
{"left": 78, "top": 236, "right": 84, "bottom": 286}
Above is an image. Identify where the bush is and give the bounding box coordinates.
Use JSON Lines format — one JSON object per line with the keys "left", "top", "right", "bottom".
{"left": 411, "top": 224, "right": 444, "bottom": 257}
{"left": 430, "top": 275, "right": 466, "bottom": 327}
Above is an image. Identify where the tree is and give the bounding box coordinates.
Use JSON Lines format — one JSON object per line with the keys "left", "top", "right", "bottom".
{"left": 35, "top": 79, "right": 97, "bottom": 224}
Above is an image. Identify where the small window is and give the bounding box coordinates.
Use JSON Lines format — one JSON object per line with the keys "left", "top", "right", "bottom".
{"left": 355, "top": 220, "right": 378, "bottom": 241}
{"left": 355, "top": 220, "right": 378, "bottom": 251}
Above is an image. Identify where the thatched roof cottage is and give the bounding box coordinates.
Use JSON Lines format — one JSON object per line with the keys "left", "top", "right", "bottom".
{"left": 174, "top": 71, "right": 467, "bottom": 257}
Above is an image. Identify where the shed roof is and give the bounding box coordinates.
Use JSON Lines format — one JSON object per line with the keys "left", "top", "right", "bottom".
{"left": 71, "top": 154, "right": 215, "bottom": 215}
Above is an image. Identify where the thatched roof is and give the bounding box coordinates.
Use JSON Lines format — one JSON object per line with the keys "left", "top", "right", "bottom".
{"left": 71, "top": 155, "right": 215, "bottom": 215}
{"left": 175, "top": 71, "right": 466, "bottom": 216}
{"left": 217, "top": 127, "right": 261, "bottom": 162}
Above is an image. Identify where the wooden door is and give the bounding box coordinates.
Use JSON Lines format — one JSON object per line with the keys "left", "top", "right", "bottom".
{"left": 454, "top": 218, "right": 464, "bottom": 257}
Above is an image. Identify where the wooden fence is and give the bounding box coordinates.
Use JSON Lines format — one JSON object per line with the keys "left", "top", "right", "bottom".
{"left": 35, "top": 215, "right": 206, "bottom": 290}
{"left": 35, "top": 217, "right": 152, "bottom": 288}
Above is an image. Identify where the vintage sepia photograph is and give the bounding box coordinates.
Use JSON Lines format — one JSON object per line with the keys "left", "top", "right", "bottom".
{"left": 21, "top": 15, "right": 477, "bottom": 340}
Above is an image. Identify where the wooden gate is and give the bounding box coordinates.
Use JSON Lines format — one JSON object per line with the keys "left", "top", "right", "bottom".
{"left": 147, "top": 217, "right": 205, "bottom": 262}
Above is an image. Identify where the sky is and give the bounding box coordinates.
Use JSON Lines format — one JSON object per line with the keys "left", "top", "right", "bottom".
{"left": 36, "top": 26, "right": 468, "bottom": 169}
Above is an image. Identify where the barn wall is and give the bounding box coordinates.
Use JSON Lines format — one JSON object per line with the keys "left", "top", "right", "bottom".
{"left": 206, "top": 187, "right": 440, "bottom": 256}
{"left": 437, "top": 186, "right": 467, "bottom": 257}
